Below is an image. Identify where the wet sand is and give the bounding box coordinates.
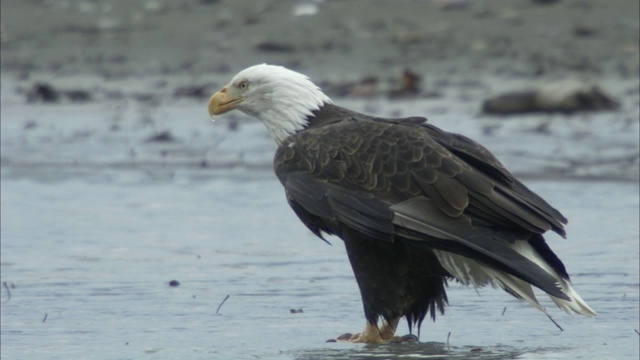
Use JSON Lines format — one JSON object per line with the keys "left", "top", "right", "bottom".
{"left": 2, "top": 0, "right": 639, "bottom": 80}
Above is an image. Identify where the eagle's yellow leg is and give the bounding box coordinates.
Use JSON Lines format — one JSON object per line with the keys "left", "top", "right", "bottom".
{"left": 339, "top": 318, "right": 401, "bottom": 343}
{"left": 379, "top": 318, "right": 400, "bottom": 340}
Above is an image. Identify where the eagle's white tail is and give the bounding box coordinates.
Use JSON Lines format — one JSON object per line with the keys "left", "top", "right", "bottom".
{"left": 434, "top": 248, "right": 596, "bottom": 316}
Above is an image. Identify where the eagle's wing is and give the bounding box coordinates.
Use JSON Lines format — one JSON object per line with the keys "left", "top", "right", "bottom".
{"left": 422, "top": 122, "right": 567, "bottom": 236}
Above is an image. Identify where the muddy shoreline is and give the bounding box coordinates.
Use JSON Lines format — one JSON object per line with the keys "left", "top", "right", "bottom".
{"left": 1, "top": 0, "right": 639, "bottom": 179}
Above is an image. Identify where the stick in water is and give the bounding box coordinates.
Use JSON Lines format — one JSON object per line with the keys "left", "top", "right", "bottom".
{"left": 3, "top": 282, "right": 10, "bottom": 302}
{"left": 546, "top": 313, "right": 564, "bottom": 331}
{"left": 216, "top": 294, "right": 230, "bottom": 314}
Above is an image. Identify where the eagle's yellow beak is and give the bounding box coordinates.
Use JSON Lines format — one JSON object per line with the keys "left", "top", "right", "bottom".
{"left": 208, "top": 86, "right": 244, "bottom": 117}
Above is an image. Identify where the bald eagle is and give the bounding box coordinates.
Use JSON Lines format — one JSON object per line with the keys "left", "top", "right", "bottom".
{"left": 208, "top": 64, "right": 595, "bottom": 343}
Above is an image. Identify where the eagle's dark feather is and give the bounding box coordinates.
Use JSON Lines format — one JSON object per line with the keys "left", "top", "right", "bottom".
{"left": 275, "top": 104, "right": 570, "bottom": 330}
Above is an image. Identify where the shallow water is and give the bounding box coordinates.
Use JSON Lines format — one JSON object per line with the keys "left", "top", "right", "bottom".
{"left": 1, "top": 84, "right": 639, "bottom": 359}
{"left": 2, "top": 163, "right": 638, "bottom": 360}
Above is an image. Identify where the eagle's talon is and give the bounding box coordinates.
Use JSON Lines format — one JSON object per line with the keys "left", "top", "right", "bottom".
{"left": 402, "top": 334, "right": 419, "bottom": 342}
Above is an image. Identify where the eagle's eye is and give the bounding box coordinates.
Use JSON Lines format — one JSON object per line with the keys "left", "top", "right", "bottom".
{"left": 238, "top": 80, "right": 248, "bottom": 90}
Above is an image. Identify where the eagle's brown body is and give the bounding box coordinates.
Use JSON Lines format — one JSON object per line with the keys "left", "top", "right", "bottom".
{"left": 274, "top": 104, "right": 569, "bottom": 331}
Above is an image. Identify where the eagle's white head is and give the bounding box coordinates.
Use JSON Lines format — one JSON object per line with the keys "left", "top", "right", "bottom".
{"left": 208, "top": 64, "right": 332, "bottom": 145}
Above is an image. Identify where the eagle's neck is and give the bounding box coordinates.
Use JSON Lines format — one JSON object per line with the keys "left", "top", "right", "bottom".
{"left": 258, "top": 100, "right": 330, "bottom": 145}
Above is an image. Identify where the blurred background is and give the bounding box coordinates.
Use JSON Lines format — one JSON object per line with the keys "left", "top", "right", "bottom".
{"left": 1, "top": 0, "right": 638, "bottom": 177}
{"left": 1, "top": 1, "right": 639, "bottom": 359}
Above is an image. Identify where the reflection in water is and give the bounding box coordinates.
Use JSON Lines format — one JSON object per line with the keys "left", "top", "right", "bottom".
{"left": 293, "top": 342, "right": 535, "bottom": 359}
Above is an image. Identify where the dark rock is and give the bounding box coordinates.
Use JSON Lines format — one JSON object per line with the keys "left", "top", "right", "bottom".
{"left": 168, "top": 280, "right": 180, "bottom": 287}
{"left": 26, "top": 83, "right": 60, "bottom": 103}
{"left": 255, "top": 41, "right": 295, "bottom": 53}
{"left": 146, "top": 131, "right": 176, "bottom": 143}
{"left": 25, "top": 82, "right": 93, "bottom": 103}
{"left": 573, "top": 25, "right": 596, "bottom": 38}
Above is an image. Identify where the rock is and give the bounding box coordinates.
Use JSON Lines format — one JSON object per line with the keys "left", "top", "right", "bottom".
{"left": 26, "top": 83, "right": 60, "bottom": 103}
{"left": 255, "top": 41, "right": 295, "bottom": 53}
{"left": 146, "top": 131, "right": 176, "bottom": 143}
{"left": 482, "top": 81, "right": 620, "bottom": 115}
{"left": 25, "top": 82, "right": 92, "bottom": 103}
{"left": 573, "top": 25, "right": 597, "bottom": 38}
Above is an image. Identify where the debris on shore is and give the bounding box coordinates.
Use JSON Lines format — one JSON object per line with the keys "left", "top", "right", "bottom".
{"left": 388, "top": 69, "right": 422, "bottom": 99}
{"left": 25, "top": 82, "right": 92, "bottom": 104}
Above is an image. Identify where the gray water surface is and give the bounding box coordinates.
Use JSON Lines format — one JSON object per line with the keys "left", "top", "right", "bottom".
{"left": 1, "top": 168, "right": 638, "bottom": 360}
